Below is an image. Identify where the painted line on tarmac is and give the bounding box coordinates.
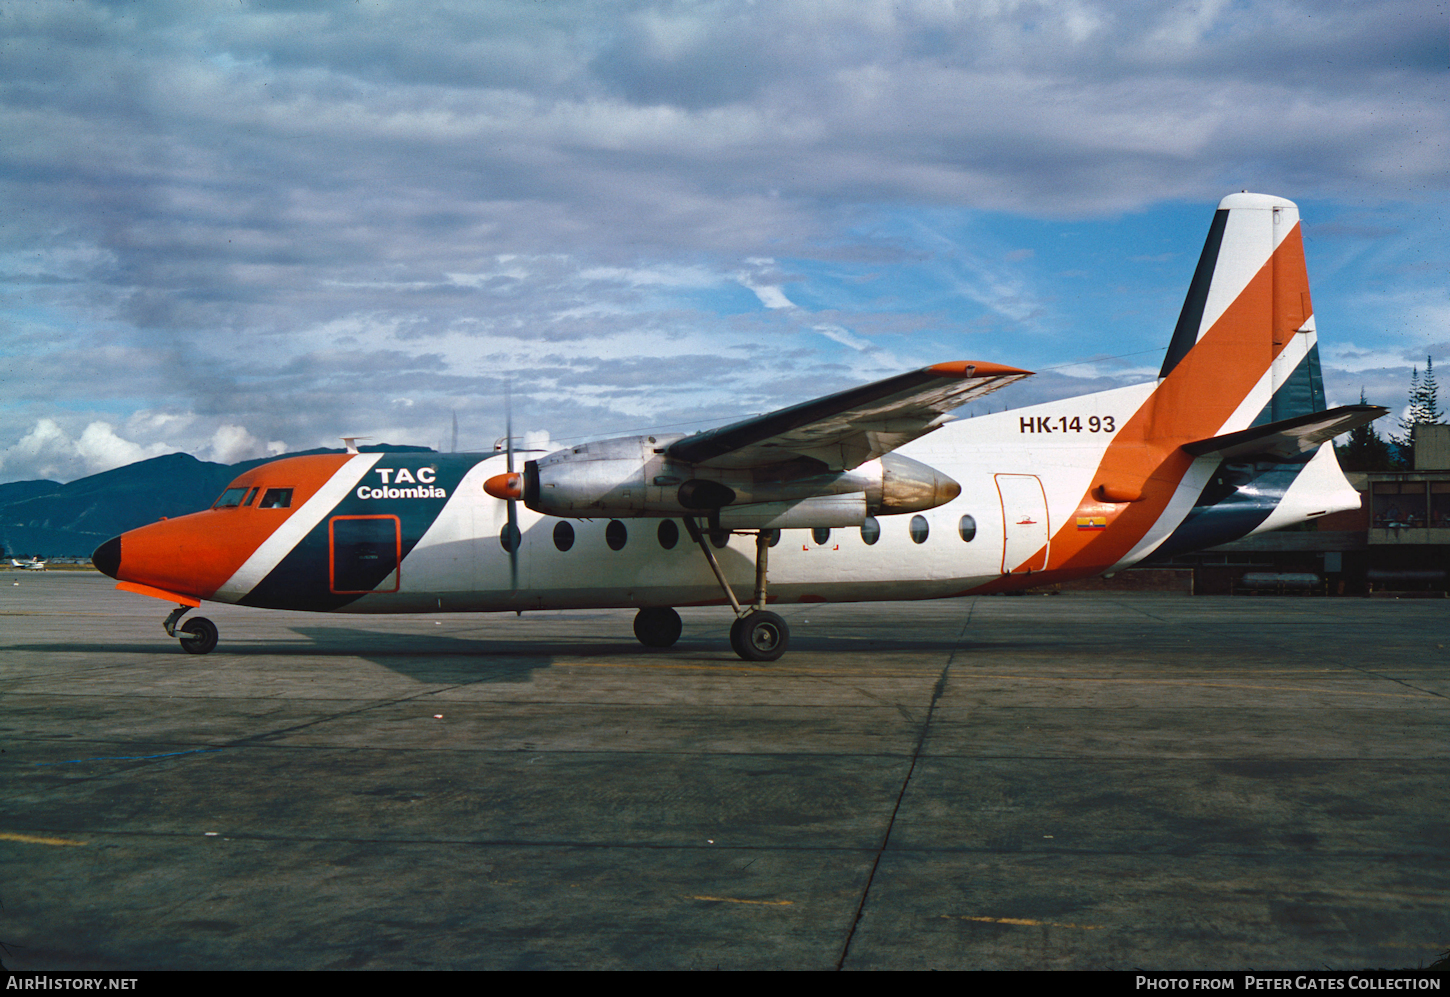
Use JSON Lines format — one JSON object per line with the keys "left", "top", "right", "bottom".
{"left": 0, "top": 831, "right": 87, "bottom": 847}
{"left": 941, "top": 914, "right": 1104, "bottom": 930}
{"left": 685, "top": 894, "right": 793, "bottom": 906}
{"left": 963, "top": 674, "right": 1433, "bottom": 699}
{"left": 34, "top": 747, "right": 225, "bottom": 766}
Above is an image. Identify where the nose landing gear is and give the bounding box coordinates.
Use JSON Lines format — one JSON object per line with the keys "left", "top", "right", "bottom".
{"left": 163, "top": 605, "right": 219, "bottom": 655}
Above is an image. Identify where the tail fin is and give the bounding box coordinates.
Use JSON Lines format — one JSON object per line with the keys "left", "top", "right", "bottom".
{"left": 1148, "top": 192, "right": 1325, "bottom": 442}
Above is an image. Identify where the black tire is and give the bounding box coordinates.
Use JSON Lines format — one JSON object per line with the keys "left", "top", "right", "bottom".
{"left": 179, "top": 617, "right": 218, "bottom": 655}
{"left": 729, "top": 611, "right": 789, "bottom": 662}
{"left": 633, "top": 606, "right": 683, "bottom": 648}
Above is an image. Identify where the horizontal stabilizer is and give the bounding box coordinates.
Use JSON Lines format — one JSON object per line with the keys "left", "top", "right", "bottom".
{"left": 1181, "top": 405, "right": 1387, "bottom": 462}
{"left": 668, "top": 361, "right": 1031, "bottom": 471}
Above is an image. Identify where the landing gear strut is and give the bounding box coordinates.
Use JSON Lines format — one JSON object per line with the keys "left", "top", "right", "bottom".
{"left": 684, "top": 518, "right": 790, "bottom": 662}
{"left": 163, "top": 605, "right": 218, "bottom": 655}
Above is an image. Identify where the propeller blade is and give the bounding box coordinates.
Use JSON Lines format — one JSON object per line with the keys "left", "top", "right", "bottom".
{"left": 505, "top": 381, "right": 519, "bottom": 591}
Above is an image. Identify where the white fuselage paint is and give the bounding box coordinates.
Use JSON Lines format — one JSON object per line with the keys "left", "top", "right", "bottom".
{"left": 195, "top": 378, "right": 1355, "bottom": 616}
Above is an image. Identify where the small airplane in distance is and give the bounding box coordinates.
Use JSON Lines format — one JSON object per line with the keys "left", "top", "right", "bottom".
{"left": 8, "top": 557, "right": 47, "bottom": 571}
{"left": 93, "top": 193, "right": 1385, "bottom": 660}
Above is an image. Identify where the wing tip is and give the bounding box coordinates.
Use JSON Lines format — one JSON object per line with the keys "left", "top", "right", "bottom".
{"left": 928, "top": 361, "right": 1033, "bottom": 378}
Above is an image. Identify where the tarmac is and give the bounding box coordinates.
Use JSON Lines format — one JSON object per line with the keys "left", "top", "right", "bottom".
{"left": 1, "top": 571, "right": 1447, "bottom": 971}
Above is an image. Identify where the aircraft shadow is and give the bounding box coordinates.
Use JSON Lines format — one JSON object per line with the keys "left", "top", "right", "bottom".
{"left": 7, "top": 628, "right": 988, "bottom": 688}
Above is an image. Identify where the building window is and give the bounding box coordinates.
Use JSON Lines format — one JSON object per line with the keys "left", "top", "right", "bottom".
{"left": 553, "top": 521, "right": 575, "bottom": 552}
{"left": 1373, "top": 482, "right": 1426, "bottom": 528}
{"left": 860, "top": 517, "right": 880, "bottom": 545}
{"left": 909, "top": 515, "right": 929, "bottom": 544}
{"left": 959, "top": 514, "right": 977, "bottom": 542}
{"left": 606, "top": 520, "right": 628, "bottom": 551}
{"left": 1433, "top": 483, "right": 1450, "bottom": 528}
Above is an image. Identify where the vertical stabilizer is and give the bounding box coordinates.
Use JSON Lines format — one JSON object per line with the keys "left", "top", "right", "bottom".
{"left": 1154, "top": 192, "right": 1325, "bottom": 438}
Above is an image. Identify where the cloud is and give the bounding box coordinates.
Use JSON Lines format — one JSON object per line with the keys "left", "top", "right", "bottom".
{"left": 206, "top": 425, "right": 273, "bottom": 465}
{"left": 0, "top": 0, "right": 1444, "bottom": 481}
{"left": 0, "top": 419, "right": 176, "bottom": 481}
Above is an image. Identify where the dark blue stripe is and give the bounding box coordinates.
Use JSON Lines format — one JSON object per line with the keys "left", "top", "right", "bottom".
{"left": 241, "top": 455, "right": 485, "bottom": 611}
{"left": 1160, "top": 209, "right": 1230, "bottom": 379}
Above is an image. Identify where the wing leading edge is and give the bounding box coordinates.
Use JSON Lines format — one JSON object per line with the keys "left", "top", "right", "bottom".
{"left": 666, "top": 361, "right": 1032, "bottom": 471}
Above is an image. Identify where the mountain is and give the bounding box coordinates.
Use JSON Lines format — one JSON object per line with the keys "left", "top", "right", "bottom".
{"left": 0, "top": 445, "right": 435, "bottom": 559}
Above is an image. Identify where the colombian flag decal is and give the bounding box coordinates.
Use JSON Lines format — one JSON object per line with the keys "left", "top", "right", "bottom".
{"left": 1076, "top": 516, "right": 1107, "bottom": 531}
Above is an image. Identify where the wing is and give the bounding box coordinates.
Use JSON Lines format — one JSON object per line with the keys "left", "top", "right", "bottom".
{"left": 666, "top": 361, "right": 1032, "bottom": 471}
{"left": 1181, "top": 405, "right": 1388, "bottom": 462}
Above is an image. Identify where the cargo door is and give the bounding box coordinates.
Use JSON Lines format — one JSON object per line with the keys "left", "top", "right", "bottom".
{"left": 330, "top": 515, "right": 401, "bottom": 593}
{"left": 995, "top": 474, "right": 1049, "bottom": 573}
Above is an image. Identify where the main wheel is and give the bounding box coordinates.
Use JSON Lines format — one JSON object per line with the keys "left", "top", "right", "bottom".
{"left": 633, "top": 606, "right": 683, "bottom": 648}
{"left": 729, "top": 611, "right": 789, "bottom": 662}
{"left": 178, "top": 617, "right": 218, "bottom": 655}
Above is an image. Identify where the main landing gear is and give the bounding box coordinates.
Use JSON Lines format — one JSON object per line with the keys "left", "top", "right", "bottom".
{"left": 630, "top": 520, "right": 790, "bottom": 660}
{"left": 163, "top": 606, "right": 218, "bottom": 655}
{"left": 688, "top": 518, "right": 790, "bottom": 662}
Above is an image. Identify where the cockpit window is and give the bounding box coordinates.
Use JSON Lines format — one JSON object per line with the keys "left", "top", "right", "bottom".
{"left": 214, "top": 487, "right": 249, "bottom": 509}
{"left": 258, "top": 488, "right": 294, "bottom": 509}
{"left": 243, "top": 487, "right": 259, "bottom": 506}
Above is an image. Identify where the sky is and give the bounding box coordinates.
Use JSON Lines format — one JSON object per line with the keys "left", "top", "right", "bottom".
{"left": 1, "top": 0, "right": 1446, "bottom": 483}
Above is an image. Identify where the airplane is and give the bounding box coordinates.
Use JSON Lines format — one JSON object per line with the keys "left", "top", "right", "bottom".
{"left": 91, "top": 192, "right": 1385, "bottom": 660}
{"left": 9, "top": 557, "right": 47, "bottom": 571}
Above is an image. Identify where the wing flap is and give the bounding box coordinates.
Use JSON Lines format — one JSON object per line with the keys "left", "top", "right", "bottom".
{"left": 667, "top": 361, "right": 1031, "bottom": 470}
{"left": 1181, "top": 404, "right": 1387, "bottom": 462}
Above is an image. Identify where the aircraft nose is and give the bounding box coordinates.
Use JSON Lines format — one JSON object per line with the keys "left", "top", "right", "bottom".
{"left": 92, "top": 536, "right": 122, "bottom": 579}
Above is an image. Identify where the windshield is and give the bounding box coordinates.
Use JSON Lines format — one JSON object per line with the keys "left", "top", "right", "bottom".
{"left": 213, "top": 486, "right": 249, "bottom": 509}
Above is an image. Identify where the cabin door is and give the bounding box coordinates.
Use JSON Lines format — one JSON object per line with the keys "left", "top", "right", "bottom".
{"left": 995, "top": 474, "right": 1049, "bottom": 573}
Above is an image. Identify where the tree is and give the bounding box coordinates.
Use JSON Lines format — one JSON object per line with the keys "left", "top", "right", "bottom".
{"left": 1409, "top": 354, "right": 1443, "bottom": 426}
{"left": 1338, "top": 388, "right": 1397, "bottom": 471}
{"left": 1391, "top": 356, "right": 1444, "bottom": 461}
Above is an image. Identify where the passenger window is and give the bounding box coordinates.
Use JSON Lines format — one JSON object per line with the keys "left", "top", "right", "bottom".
{"left": 909, "top": 515, "right": 929, "bottom": 544}
{"left": 959, "top": 514, "right": 977, "bottom": 542}
{"left": 500, "top": 523, "right": 520, "bottom": 552}
{"left": 657, "top": 520, "right": 679, "bottom": 549}
{"left": 606, "top": 520, "right": 628, "bottom": 551}
{"left": 812, "top": 527, "right": 831, "bottom": 545}
{"left": 553, "top": 521, "right": 575, "bottom": 552}
{"left": 763, "top": 528, "right": 781, "bottom": 548}
{"left": 258, "top": 488, "right": 293, "bottom": 509}
{"left": 860, "top": 517, "right": 880, "bottom": 545}
{"left": 213, "top": 487, "right": 248, "bottom": 508}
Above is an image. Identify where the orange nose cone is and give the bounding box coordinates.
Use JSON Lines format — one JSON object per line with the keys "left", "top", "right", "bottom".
{"left": 484, "top": 472, "right": 523, "bottom": 500}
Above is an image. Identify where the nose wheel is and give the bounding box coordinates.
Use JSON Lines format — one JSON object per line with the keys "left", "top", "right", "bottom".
{"left": 163, "top": 605, "right": 219, "bottom": 655}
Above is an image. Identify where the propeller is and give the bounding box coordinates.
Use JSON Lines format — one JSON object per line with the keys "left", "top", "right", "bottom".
{"left": 483, "top": 383, "right": 522, "bottom": 591}
{"left": 504, "top": 384, "right": 519, "bottom": 590}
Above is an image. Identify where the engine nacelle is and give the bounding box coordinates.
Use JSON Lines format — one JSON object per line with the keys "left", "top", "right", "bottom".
{"left": 489, "top": 434, "right": 960, "bottom": 525}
